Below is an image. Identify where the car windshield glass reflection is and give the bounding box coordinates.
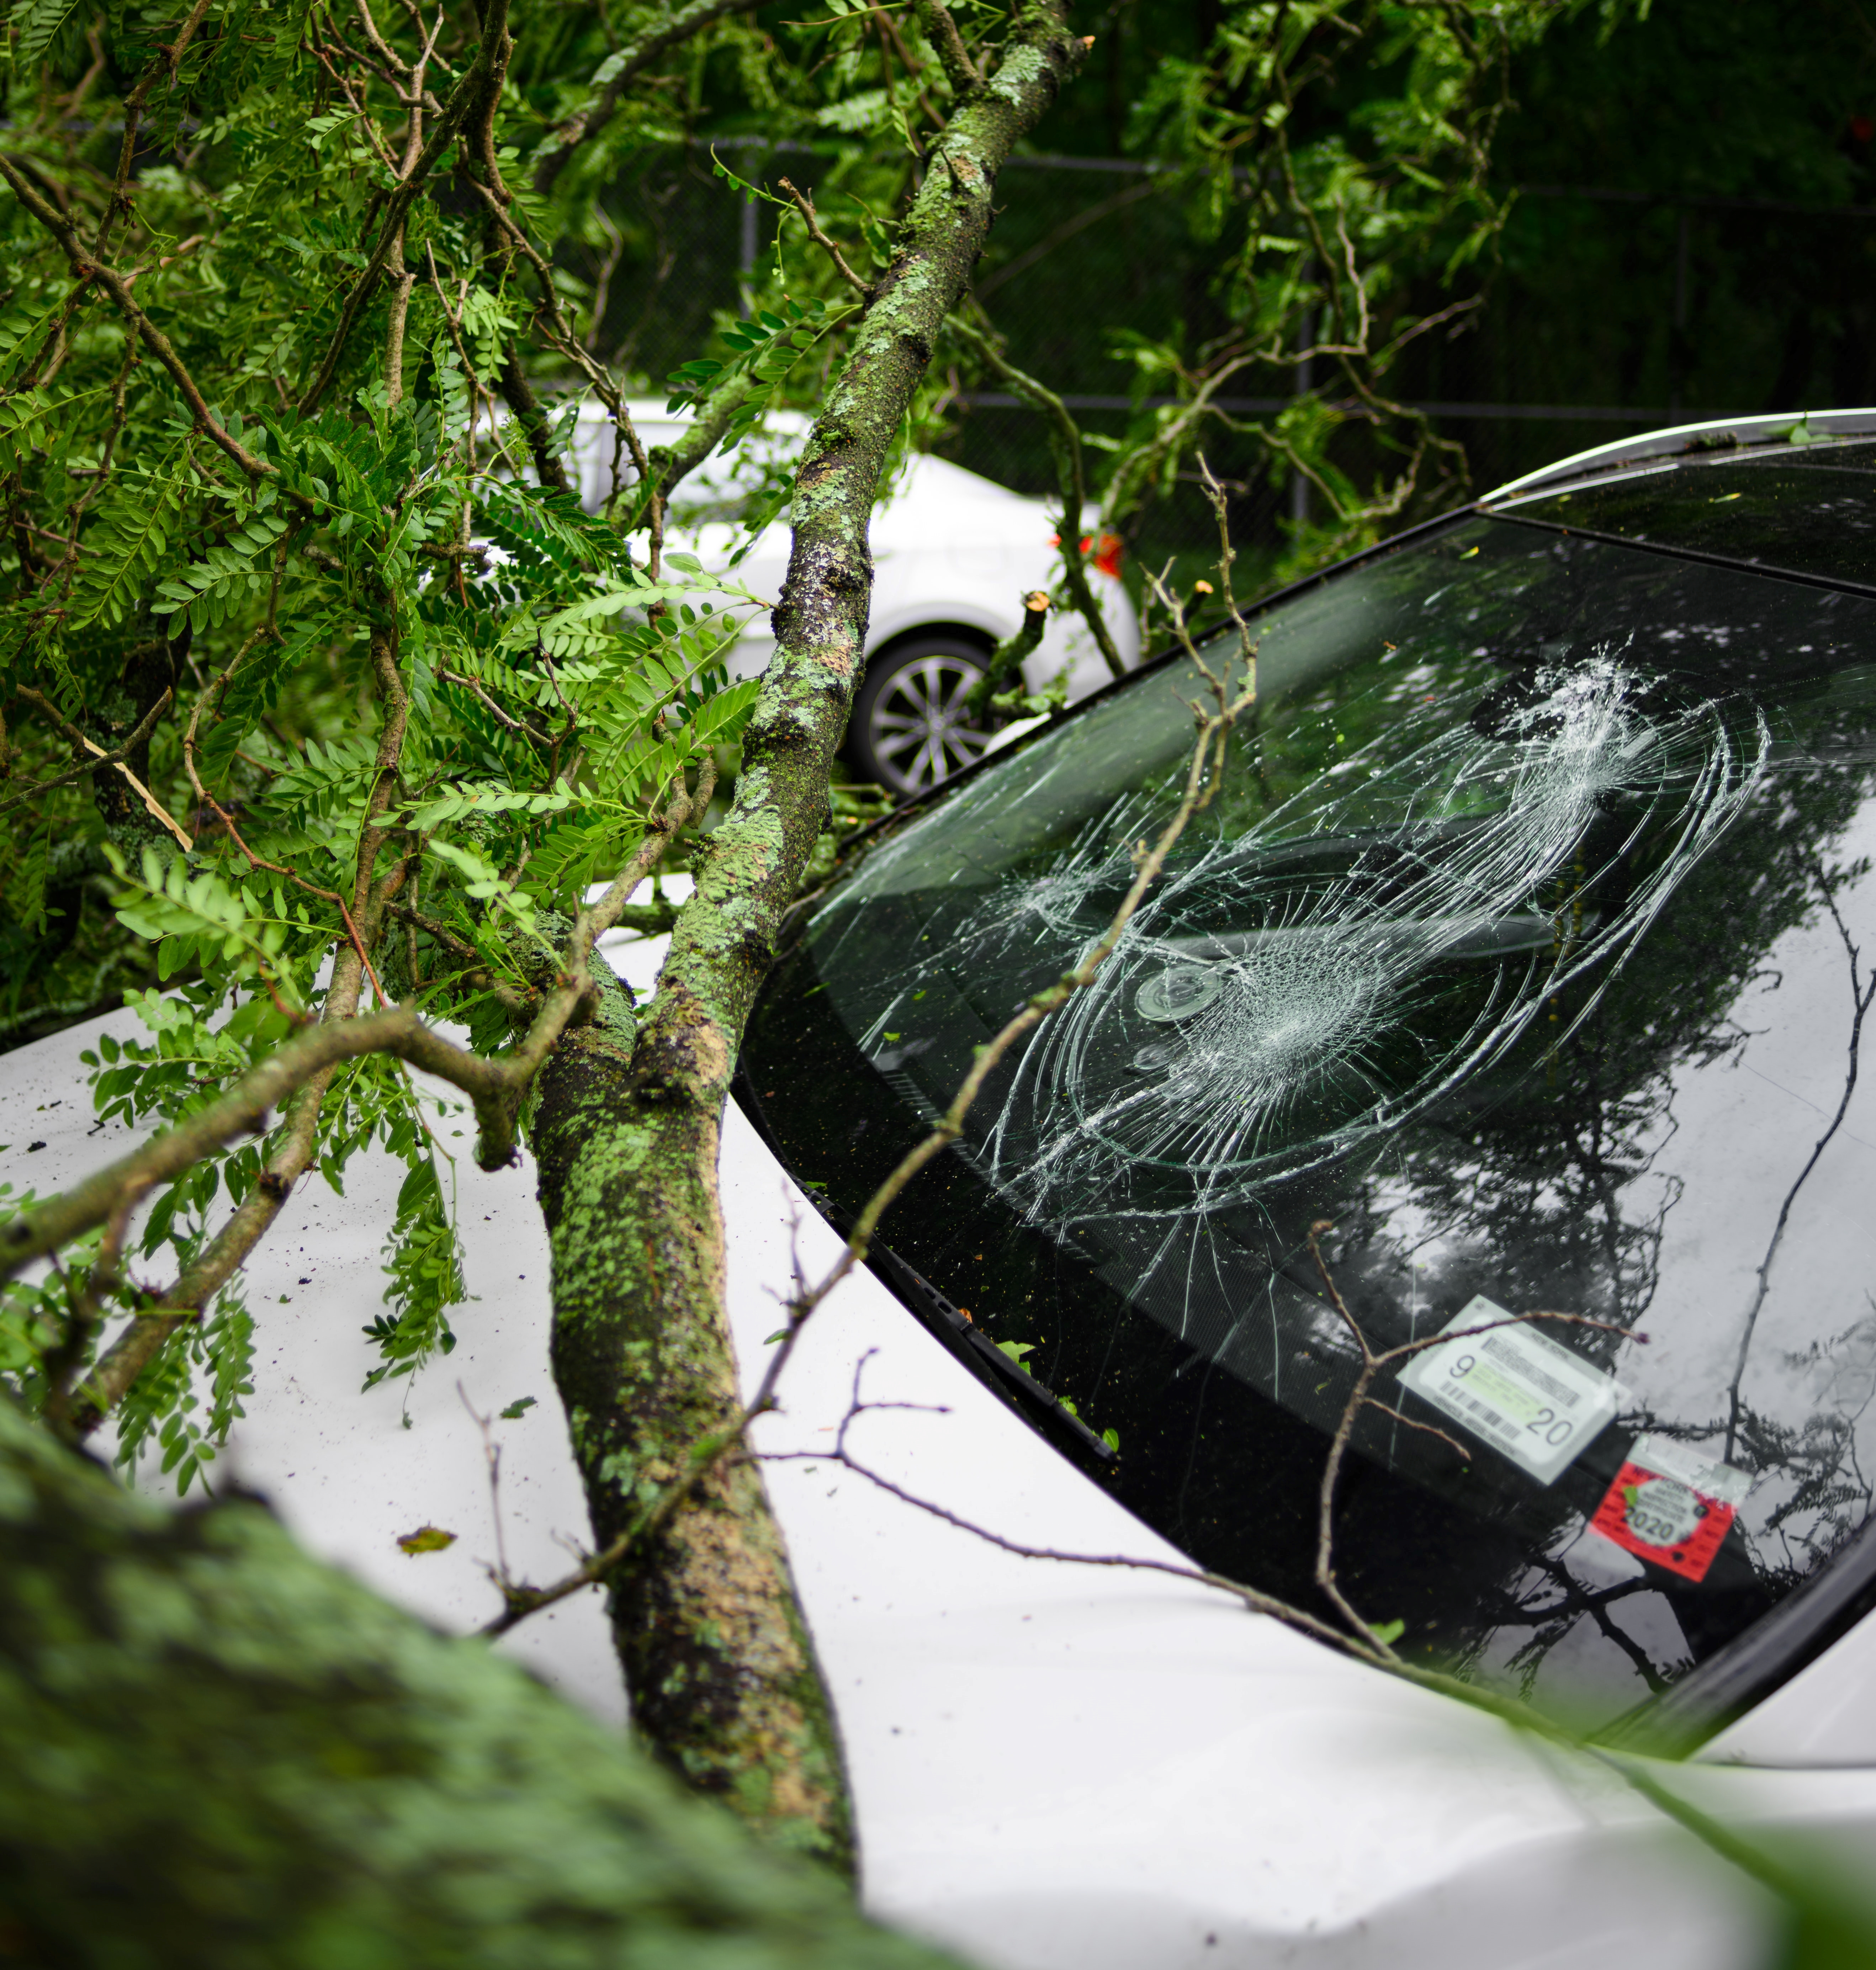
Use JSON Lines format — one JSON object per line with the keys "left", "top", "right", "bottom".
{"left": 746, "top": 512, "right": 1876, "bottom": 1732}
{"left": 1498, "top": 439, "right": 1876, "bottom": 590}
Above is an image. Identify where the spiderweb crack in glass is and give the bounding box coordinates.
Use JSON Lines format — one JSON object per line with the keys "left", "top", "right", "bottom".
{"left": 756, "top": 509, "right": 1876, "bottom": 1726}
{"left": 922, "top": 654, "right": 1770, "bottom": 1252}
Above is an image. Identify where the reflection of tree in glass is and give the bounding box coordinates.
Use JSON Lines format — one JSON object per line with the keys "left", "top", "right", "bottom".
{"left": 1326, "top": 715, "right": 1876, "bottom": 1712}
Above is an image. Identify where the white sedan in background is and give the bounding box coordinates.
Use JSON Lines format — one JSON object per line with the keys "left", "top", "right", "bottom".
{"left": 569, "top": 401, "right": 1140, "bottom": 795}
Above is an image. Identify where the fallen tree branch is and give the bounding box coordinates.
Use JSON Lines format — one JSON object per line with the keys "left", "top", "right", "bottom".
{"left": 525, "top": 3, "right": 1096, "bottom": 1866}
{"left": 947, "top": 313, "right": 1126, "bottom": 679}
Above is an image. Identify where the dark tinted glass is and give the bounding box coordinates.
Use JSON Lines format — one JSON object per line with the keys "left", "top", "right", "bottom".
{"left": 744, "top": 515, "right": 1876, "bottom": 1732}
{"left": 1498, "top": 440, "right": 1876, "bottom": 591}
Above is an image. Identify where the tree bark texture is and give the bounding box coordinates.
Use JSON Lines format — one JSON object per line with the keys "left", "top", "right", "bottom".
{"left": 0, "top": 1400, "right": 963, "bottom": 1969}
{"left": 531, "top": 0, "right": 1091, "bottom": 1866}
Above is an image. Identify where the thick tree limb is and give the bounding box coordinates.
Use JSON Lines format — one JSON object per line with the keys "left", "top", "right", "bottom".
{"left": 530, "top": 0, "right": 1091, "bottom": 1873}
{"left": 0, "top": 1398, "right": 966, "bottom": 1970}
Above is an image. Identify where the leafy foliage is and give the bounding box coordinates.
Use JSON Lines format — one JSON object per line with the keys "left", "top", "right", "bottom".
{"left": 1004, "top": 0, "right": 1597, "bottom": 582}
{"left": 0, "top": 0, "right": 796, "bottom": 1471}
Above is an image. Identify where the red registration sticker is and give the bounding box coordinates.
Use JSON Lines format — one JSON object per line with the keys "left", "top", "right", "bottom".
{"left": 1590, "top": 1434, "right": 1752, "bottom": 1583}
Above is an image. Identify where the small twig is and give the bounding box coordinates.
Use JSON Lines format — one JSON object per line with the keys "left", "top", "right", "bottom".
{"left": 14, "top": 686, "right": 191, "bottom": 849}
{"left": 300, "top": 0, "right": 515, "bottom": 414}
{"left": 777, "top": 178, "right": 870, "bottom": 297}
{"left": 1358, "top": 1396, "right": 1469, "bottom": 1460}
{"left": 437, "top": 667, "right": 553, "bottom": 744}
{"left": 459, "top": 1382, "right": 513, "bottom": 1589}
{"left": 764, "top": 1353, "right": 1367, "bottom": 1654}
{"left": 0, "top": 687, "right": 172, "bottom": 819}
{"left": 531, "top": 0, "right": 771, "bottom": 199}
{"left": 948, "top": 314, "right": 1126, "bottom": 680}
{"left": 963, "top": 590, "right": 1049, "bottom": 718}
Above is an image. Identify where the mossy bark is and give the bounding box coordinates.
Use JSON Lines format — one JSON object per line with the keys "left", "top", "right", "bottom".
{"left": 532, "top": 0, "right": 1090, "bottom": 1868}
{"left": 0, "top": 1398, "right": 964, "bottom": 1969}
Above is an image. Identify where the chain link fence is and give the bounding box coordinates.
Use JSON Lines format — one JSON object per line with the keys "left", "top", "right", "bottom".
{"left": 585, "top": 143, "right": 1876, "bottom": 578}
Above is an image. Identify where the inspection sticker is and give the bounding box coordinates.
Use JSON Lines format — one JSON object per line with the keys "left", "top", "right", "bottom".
{"left": 1590, "top": 1433, "right": 1752, "bottom": 1583}
{"left": 1397, "top": 1295, "right": 1624, "bottom": 1484}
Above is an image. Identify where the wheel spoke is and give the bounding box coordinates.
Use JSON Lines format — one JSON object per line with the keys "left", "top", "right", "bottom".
{"left": 864, "top": 650, "right": 990, "bottom": 791}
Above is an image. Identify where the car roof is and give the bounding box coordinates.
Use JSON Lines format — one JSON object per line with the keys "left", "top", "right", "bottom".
{"left": 1484, "top": 407, "right": 1876, "bottom": 501}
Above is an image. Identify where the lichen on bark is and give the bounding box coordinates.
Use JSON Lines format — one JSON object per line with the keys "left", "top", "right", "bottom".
{"left": 0, "top": 1396, "right": 965, "bottom": 1968}
{"left": 531, "top": 0, "right": 1091, "bottom": 1868}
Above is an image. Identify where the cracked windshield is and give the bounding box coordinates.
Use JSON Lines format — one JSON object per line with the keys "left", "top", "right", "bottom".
{"left": 746, "top": 511, "right": 1876, "bottom": 1731}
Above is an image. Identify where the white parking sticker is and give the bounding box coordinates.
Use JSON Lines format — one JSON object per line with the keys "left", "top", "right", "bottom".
{"left": 1396, "top": 1295, "right": 1624, "bottom": 1483}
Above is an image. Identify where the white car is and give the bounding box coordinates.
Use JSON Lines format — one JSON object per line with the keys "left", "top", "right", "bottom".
{"left": 22, "top": 408, "right": 1876, "bottom": 1970}
{"left": 568, "top": 401, "right": 1140, "bottom": 795}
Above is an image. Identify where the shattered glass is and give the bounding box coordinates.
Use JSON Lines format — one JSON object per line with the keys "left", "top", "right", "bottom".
{"left": 745, "top": 508, "right": 1876, "bottom": 1732}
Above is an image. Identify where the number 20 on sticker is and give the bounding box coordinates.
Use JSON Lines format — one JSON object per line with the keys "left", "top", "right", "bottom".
{"left": 1446, "top": 1352, "right": 1575, "bottom": 1446}
{"left": 1590, "top": 1433, "right": 1753, "bottom": 1583}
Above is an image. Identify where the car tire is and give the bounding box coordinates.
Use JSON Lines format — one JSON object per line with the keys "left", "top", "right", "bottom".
{"left": 847, "top": 636, "right": 996, "bottom": 797}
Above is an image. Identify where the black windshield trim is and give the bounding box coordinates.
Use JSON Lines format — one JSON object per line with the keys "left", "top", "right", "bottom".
{"left": 1483, "top": 509, "right": 1876, "bottom": 605}
{"left": 1603, "top": 1509, "right": 1876, "bottom": 1755}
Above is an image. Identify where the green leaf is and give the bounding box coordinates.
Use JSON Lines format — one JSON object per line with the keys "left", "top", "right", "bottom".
{"left": 396, "top": 1525, "right": 458, "bottom": 1555}
{"left": 11, "top": 0, "right": 83, "bottom": 66}
{"left": 71, "top": 463, "right": 189, "bottom": 629}
{"left": 687, "top": 677, "right": 762, "bottom": 746}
